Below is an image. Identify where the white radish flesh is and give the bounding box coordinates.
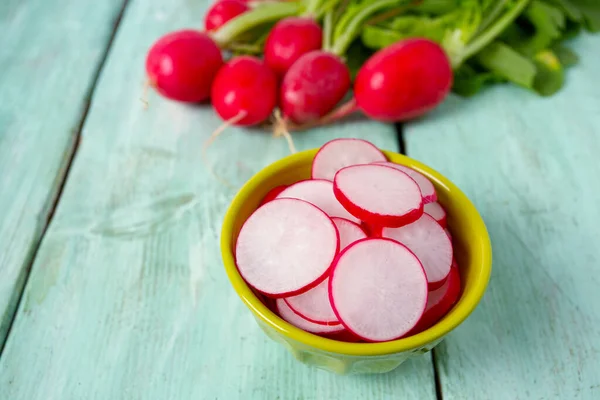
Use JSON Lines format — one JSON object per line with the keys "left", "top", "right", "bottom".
{"left": 333, "top": 164, "right": 423, "bottom": 228}
{"left": 331, "top": 217, "right": 368, "bottom": 250}
{"left": 329, "top": 238, "right": 428, "bottom": 342}
{"left": 424, "top": 201, "right": 447, "bottom": 228}
{"left": 276, "top": 179, "right": 360, "bottom": 223}
{"left": 284, "top": 279, "right": 338, "bottom": 325}
{"left": 276, "top": 298, "right": 345, "bottom": 334}
{"left": 382, "top": 213, "right": 452, "bottom": 289}
{"left": 235, "top": 198, "right": 339, "bottom": 297}
{"left": 284, "top": 218, "right": 367, "bottom": 325}
{"left": 374, "top": 161, "right": 437, "bottom": 203}
{"left": 312, "top": 138, "right": 387, "bottom": 181}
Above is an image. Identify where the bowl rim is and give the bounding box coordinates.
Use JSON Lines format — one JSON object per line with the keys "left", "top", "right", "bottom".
{"left": 221, "top": 148, "right": 492, "bottom": 357}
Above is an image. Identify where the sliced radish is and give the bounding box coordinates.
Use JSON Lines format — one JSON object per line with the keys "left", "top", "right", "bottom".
{"left": 276, "top": 298, "right": 345, "bottom": 334}
{"left": 361, "top": 222, "right": 383, "bottom": 237}
{"left": 382, "top": 213, "right": 452, "bottom": 290}
{"left": 284, "top": 279, "right": 338, "bottom": 325}
{"left": 333, "top": 164, "right": 423, "bottom": 228}
{"left": 276, "top": 179, "right": 360, "bottom": 224}
{"left": 259, "top": 185, "right": 288, "bottom": 206}
{"left": 424, "top": 201, "right": 447, "bottom": 228}
{"left": 407, "top": 261, "right": 461, "bottom": 335}
{"left": 235, "top": 198, "right": 339, "bottom": 297}
{"left": 331, "top": 217, "right": 368, "bottom": 250}
{"left": 329, "top": 238, "right": 428, "bottom": 342}
{"left": 373, "top": 162, "right": 437, "bottom": 203}
{"left": 284, "top": 218, "right": 367, "bottom": 325}
{"left": 312, "top": 138, "right": 387, "bottom": 181}
{"left": 445, "top": 228, "right": 452, "bottom": 240}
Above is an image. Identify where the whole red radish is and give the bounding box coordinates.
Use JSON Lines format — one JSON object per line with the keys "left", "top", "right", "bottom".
{"left": 145, "top": 30, "right": 223, "bottom": 103}
{"left": 211, "top": 56, "right": 278, "bottom": 126}
{"left": 264, "top": 17, "right": 323, "bottom": 77}
{"left": 205, "top": 0, "right": 249, "bottom": 32}
{"left": 280, "top": 50, "right": 351, "bottom": 124}
{"left": 354, "top": 38, "right": 452, "bottom": 122}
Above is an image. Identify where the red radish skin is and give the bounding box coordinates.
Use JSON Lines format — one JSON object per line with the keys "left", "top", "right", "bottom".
{"left": 211, "top": 56, "right": 278, "bottom": 126}
{"left": 205, "top": 0, "right": 249, "bottom": 31}
{"left": 362, "top": 223, "right": 383, "bottom": 238}
{"left": 276, "top": 299, "right": 345, "bottom": 334}
{"left": 374, "top": 162, "right": 437, "bottom": 204}
{"left": 235, "top": 198, "right": 339, "bottom": 297}
{"left": 333, "top": 164, "right": 424, "bottom": 228}
{"left": 276, "top": 179, "right": 360, "bottom": 224}
{"left": 382, "top": 214, "right": 453, "bottom": 290}
{"left": 264, "top": 17, "right": 323, "bottom": 77}
{"left": 329, "top": 238, "right": 428, "bottom": 342}
{"left": 424, "top": 202, "right": 447, "bottom": 228}
{"left": 280, "top": 50, "right": 351, "bottom": 124}
{"left": 145, "top": 30, "right": 223, "bottom": 103}
{"left": 407, "top": 262, "right": 461, "bottom": 336}
{"left": 283, "top": 218, "right": 366, "bottom": 325}
{"left": 312, "top": 138, "right": 387, "bottom": 181}
{"left": 259, "top": 185, "right": 288, "bottom": 206}
{"left": 354, "top": 38, "right": 453, "bottom": 122}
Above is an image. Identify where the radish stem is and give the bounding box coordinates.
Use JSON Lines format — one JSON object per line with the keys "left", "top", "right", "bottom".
{"left": 332, "top": 0, "right": 411, "bottom": 56}
{"left": 457, "top": 0, "right": 530, "bottom": 65}
{"left": 212, "top": 2, "right": 302, "bottom": 46}
{"left": 323, "top": 10, "right": 333, "bottom": 51}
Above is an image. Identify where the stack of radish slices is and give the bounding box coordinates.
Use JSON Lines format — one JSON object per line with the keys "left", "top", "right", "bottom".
{"left": 235, "top": 138, "right": 461, "bottom": 343}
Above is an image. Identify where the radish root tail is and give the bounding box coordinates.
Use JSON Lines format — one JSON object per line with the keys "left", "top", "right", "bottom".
{"left": 273, "top": 110, "right": 297, "bottom": 154}
{"left": 140, "top": 79, "right": 151, "bottom": 110}
{"left": 202, "top": 111, "right": 248, "bottom": 189}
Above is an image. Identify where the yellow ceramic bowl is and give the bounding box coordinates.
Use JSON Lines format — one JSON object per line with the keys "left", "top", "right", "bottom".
{"left": 221, "top": 149, "right": 492, "bottom": 374}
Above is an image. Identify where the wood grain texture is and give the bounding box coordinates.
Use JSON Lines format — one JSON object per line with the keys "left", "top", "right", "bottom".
{"left": 0, "top": 0, "right": 126, "bottom": 344}
{"left": 0, "top": 0, "right": 436, "bottom": 398}
{"left": 405, "top": 34, "right": 600, "bottom": 400}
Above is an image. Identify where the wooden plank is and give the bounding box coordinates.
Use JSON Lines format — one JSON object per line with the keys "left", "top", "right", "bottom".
{"left": 0, "top": 0, "right": 436, "bottom": 398}
{"left": 0, "top": 0, "right": 127, "bottom": 344}
{"left": 404, "top": 34, "right": 600, "bottom": 399}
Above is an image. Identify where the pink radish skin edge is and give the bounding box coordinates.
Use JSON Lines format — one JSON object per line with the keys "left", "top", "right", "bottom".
{"left": 284, "top": 218, "right": 367, "bottom": 325}
{"left": 328, "top": 238, "right": 428, "bottom": 342}
{"left": 235, "top": 199, "right": 340, "bottom": 298}
{"left": 333, "top": 165, "right": 424, "bottom": 228}
{"left": 382, "top": 214, "right": 452, "bottom": 290}
{"left": 373, "top": 161, "right": 437, "bottom": 204}
{"left": 311, "top": 138, "right": 387, "bottom": 181}
{"left": 276, "top": 299, "right": 345, "bottom": 334}
{"left": 406, "top": 262, "right": 461, "bottom": 336}
{"left": 424, "top": 201, "right": 447, "bottom": 228}
{"left": 259, "top": 185, "right": 288, "bottom": 206}
{"left": 276, "top": 179, "right": 360, "bottom": 224}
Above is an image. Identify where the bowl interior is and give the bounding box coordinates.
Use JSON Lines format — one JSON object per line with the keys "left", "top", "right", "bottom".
{"left": 221, "top": 149, "right": 491, "bottom": 356}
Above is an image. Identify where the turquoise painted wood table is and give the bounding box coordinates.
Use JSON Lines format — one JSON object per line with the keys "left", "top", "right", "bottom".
{"left": 0, "top": 0, "right": 599, "bottom": 399}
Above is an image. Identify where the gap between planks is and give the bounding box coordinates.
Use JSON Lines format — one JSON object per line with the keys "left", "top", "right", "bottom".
{"left": 0, "top": 0, "right": 132, "bottom": 357}
{"left": 395, "top": 122, "right": 443, "bottom": 400}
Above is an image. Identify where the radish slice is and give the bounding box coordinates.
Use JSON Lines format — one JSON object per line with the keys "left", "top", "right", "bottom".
{"left": 373, "top": 162, "right": 437, "bottom": 203}
{"left": 329, "top": 238, "right": 428, "bottom": 342}
{"left": 312, "top": 138, "right": 387, "bottom": 181}
{"left": 235, "top": 198, "right": 339, "bottom": 297}
{"left": 408, "top": 262, "right": 461, "bottom": 335}
{"left": 284, "top": 279, "right": 338, "bottom": 325}
{"left": 331, "top": 217, "right": 368, "bottom": 250}
{"left": 276, "top": 179, "right": 360, "bottom": 223}
{"left": 276, "top": 299, "right": 345, "bottom": 334}
{"left": 333, "top": 164, "right": 423, "bottom": 228}
{"left": 284, "top": 218, "right": 367, "bottom": 325}
{"left": 424, "top": 201, "right": 447, "bottom": 228}
{"left": 382, "top": 214, "right": 452, "bottom": 290}
{"left": 259, "top": 185, "right": 288, "bottom": 206}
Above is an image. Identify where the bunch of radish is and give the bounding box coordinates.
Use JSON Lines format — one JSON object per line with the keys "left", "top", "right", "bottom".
{"left": 235, "top": 139, "right": 461, "bottom": 342}
{"left": 144, "top": 0, "right": 453, "bottom": 133}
